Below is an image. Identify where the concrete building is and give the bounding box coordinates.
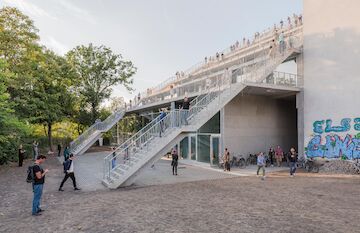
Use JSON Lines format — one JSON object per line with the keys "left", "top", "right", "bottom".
{"left": 69, "top": 1, "right": 360, "bottom": 188}
{"left": 303, "top": 0, "right": 360, "bottom": 159}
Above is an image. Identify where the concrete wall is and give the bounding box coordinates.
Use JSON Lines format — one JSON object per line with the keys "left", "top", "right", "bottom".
{"left": 223, "top": 94, "right": 297, "bottom": 157}
{"left": 303, "top": 0, "right": 360, "bottom": 159}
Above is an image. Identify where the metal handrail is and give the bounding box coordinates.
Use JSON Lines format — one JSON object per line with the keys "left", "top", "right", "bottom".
{"left": 70, "top": 108, "right": 126, "bottom": 153}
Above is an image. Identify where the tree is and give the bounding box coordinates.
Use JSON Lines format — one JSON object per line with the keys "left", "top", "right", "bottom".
{"left": 28, "top": 49, "right": 77, "bottom": 151}
{"left": 66, "top": 43, "right": 136, "bottom": 123}
{"left": 0, "top": 59, "right": 29, "bottom": 164}
{"left": 0, "top": 6, "right": 42, "bottom": 120}
{"left": 0, "top": 7, "right": 39, "bottom": 67}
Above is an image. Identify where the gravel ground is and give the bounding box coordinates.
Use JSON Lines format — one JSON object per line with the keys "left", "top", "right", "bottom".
{"left": 0, "top": 156, "right": 359, "bottom": 233}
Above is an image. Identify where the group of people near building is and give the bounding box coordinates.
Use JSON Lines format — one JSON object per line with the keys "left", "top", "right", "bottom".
{"left": 221, "top": 145, "right": 298, "bottom": 180}
{"left": 258, "top": 146, "right": 298, "bottom": 179}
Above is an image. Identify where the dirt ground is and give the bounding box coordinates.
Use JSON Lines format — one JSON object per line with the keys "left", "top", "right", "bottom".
{"left": 0, "top": 156, "right": 359, "bottom": 233}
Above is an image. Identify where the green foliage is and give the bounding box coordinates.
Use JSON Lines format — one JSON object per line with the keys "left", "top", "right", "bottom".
{"left": 0, "top": 59, "right": 29, "bottom": 164}
{"left": 66, "top": 43, "right": 136, "bottom": 122}
{"left": 0, "top": 7, "right": 39, "bottom": 68}
{"left": 0, "top": 7, "right": 135, "bottom": 159}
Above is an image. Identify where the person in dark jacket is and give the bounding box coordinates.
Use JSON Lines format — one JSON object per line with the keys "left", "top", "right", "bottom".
{"left": 18, "top": 144, "right": 25, "bottom": 167}
{"left": 63, "top": 146, "right": 70, "bottom": 161}
{"left": 59, "top": 154, "right": 80, "bottom": 191}
{"left": 57, "top": 144, "right": 62, "bottom": 157}
{"left": 268, "top": 147, "right": 275, "bottom": 167}
{"left": 171, "top": 148, "right": 179, "bottom": 175}
{"left": 288, "top": 147, "right": 298, "bottom": 177}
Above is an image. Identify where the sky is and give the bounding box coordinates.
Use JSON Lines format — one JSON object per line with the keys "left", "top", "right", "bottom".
{"left": 1, "top": 0, "right": 302, "bottom": 101}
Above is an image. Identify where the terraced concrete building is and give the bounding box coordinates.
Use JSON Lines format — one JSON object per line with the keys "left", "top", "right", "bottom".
{"left": 69, "top": 0, "right": 360, "bottom": 188}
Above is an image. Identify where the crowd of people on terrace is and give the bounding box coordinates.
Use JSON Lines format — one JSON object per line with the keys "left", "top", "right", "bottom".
{"left": 204, "top": 13, "right": 302, "bottom": 65}
{"left": 124, "top": 13, "right": 302, "bottom": 111}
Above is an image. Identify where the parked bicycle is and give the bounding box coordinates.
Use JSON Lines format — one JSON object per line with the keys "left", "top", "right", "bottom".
{"left": 304, "top": 158, "right": 320, "bottom": 173}
{"left": 229, "top": 155, "right": 246, "bottom": 168}
{"left": 246, "top": 153, "right": 257, "bottom": 166}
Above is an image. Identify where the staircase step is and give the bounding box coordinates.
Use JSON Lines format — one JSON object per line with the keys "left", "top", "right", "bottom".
{"left": 119, "top": 164, "right": 131, "bottom": 170}
{"left": 115, "top": 167, "right": 128, "bottom": 175}
{"left": 111, "top": 170, "right": 124, "bottom": 178}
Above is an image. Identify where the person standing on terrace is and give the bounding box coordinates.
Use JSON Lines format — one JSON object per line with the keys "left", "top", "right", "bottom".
{"left": 287, "top": 16, "right": 292, "bottom": 28}
{"left": 181, "top": 97, "right": 190, "bottom": 125}
{"left": 279, "top": 31, "right": 285, "bottom": 54}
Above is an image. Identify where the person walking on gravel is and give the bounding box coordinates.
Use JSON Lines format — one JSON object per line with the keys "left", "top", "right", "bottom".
{"left": 223, "top": 148, "right": 230, "bottom": 171}
{"left": 256, "top": 152, "right": 266, "bottom": 180}
{"left": 288, "top": 147, "right": 298, "bottom": 177}
{"left": 171, "top": 148, "right": 179, "bottom": 175}
{"left": 275, "top": 145, "right": 283, "bottom": 167}
{"left": 59, "top": 154, "right": 81, "bottom": 191}
{"left": 32, "top": 141, "right": 39, "bottom": 160}
{"left": 268, "top": 147, "right": 275, "bottom": 167}
{"left": 18, "top": 144, "right": 25, "bottom": 167}
{"left": 32, "top": 155, "right": 49, "bottom": 216}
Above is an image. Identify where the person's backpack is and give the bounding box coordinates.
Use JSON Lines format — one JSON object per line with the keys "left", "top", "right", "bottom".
{"left": 26, "top": 165, "right": 34, "bottom": 183}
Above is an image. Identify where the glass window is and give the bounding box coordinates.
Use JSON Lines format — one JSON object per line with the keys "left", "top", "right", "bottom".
{"left": 197, "top": 135, "right": 210, "bottom": 163}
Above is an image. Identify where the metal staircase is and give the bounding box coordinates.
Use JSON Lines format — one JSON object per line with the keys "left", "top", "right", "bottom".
{"left": 70, "top": 109, "right": 126, "bottom": 155}
{"left": 102, "top": 40, "right": 302, "bottom": 188}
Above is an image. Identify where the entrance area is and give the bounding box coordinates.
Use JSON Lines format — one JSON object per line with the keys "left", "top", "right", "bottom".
{"left": 179, "top": 112, "right": 221, "bottom": 165}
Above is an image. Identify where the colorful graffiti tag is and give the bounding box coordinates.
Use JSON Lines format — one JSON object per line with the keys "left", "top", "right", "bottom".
{"left": 306, "top": 118, "right": 360, "bottom": 159}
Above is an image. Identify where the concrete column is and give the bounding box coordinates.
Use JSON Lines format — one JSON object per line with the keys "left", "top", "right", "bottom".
{"left": 220, "top": 107, "right": 225, "bottom": 153}
{"left": 296, "top": 91, "right": 305, "bottom": 157}
{"left": 296, "top": 53, "right": 305, "bottom": 157}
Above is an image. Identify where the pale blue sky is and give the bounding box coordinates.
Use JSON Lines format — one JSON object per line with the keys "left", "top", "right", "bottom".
{"left": 1, "top": 0, "right": 302, "bottom": 101}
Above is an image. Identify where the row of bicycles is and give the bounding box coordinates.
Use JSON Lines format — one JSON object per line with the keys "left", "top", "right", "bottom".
{"left": 217, "top": 153, "right": 324, "bottom": 173}
{"left": 217, "top": 153, "right": 258, "bottom": 169}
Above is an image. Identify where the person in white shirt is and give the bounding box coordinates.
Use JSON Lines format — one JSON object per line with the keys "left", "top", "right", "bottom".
{"left": 59, "top": 154, "right": 80, "bottom": 191}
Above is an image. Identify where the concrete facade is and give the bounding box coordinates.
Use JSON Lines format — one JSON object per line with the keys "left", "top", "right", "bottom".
{"left": 222, "top": 94, "right": 297, "bottom": 157}
{"left": 303, "top": 0, "right": 360, "bottom": 159}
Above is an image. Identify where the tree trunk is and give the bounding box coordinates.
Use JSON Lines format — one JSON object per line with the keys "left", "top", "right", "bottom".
{"left": 47, "top": 122, "right": 53, "bottom": 152}
{"left": 91, "top": 102, "right": 98, "bottom": 123}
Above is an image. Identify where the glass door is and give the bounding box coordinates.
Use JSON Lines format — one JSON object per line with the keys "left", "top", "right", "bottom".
{"left": 190, "top": 134, "right": 197, "bottom": 160}
{"left": 210, "top": 135, "right": 221, "bottom": 166}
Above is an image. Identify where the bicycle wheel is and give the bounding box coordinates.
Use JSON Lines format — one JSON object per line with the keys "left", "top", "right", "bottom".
{"left": 312, "top": 166, "right": 319, "bottom": 173}
{"left": 239, "top": 159, "right": 246, "bottom": 168}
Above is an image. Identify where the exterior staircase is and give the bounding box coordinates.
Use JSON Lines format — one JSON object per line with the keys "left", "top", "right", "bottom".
{"left": 70, "top": 109, "right": 125, "bottom": 155}
{"left": 102, "top": 42, "right": 302, "bottom": 188}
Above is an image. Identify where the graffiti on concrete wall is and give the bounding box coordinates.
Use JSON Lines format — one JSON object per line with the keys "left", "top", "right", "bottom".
{"left": 306, "top": 118, "right": 360, "bottom": 159}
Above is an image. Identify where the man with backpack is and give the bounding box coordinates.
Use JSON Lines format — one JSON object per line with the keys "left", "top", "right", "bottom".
{"left": 59, "top": 153, "right": 81, "bottom": 191}
{"left": 29, "top": 155, "right": 48, "bottom": 216}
